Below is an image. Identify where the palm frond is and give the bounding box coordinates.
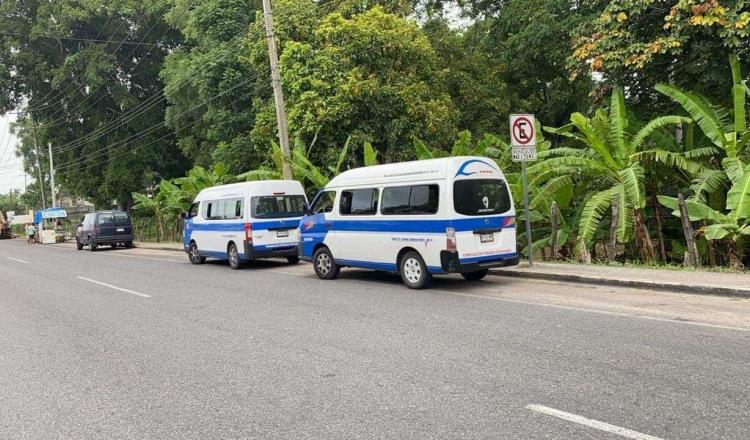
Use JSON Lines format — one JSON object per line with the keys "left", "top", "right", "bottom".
{"left": 630, "top": 149, "right": 706, "bottom": 175}
{"left": 684, "top": 146, "right": 721, "bottom": 159}
{"left": 578, "top": 188, "right": 615, "bottom": 244}
{"left": 690, "top": 170, "right": 730, "bottom": 203}
{"left": 631, "top": 116, "right": 691, "bottom": 150}
{"left": 726, "top": 165, "right": 750, "bottom": 221}
{"left": 530, "top": 176, "right": 573, "bottom": 210}
{"left": 609, "top": 87, "right": 628, "bottom": 156}
{"left": 412, "top": 137, "right": 433, "bottom": 160}
{"left": 656, "top": 83, "right": 727, "bottom": 149}
{"left": 618, "top": 164, "right": 646, "bottom": 209}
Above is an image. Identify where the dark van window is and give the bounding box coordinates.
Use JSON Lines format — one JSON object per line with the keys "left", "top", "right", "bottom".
{"left": 97, "top": 213, "right": 114, "bottom": 225}
{"left": 187, "top": 203, "right": 199, "bottom": 219}
{"left": 310, "top": 191, "right": 336, "bottom": 214}
{"left": 340, "top": 189, "right": 378, "bottom": 216}
{"left": 114, "top": 213, "right": 130, "bottom": 226}
{"left": 381, "top": 185, "right": 439, "bottom": 215}
{"left": 453, "top": 179, "right": 511, "bottom": 216}
{"left": 252, "top": 195, "right": 306, "bottom": 218}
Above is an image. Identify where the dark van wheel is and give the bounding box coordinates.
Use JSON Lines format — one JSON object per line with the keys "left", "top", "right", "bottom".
{"left": 313, "top": 247, "right": 339, "bottom": 280}
{"left": 287, "top": 256, "right": 300, "bottom": 264}
{"left": 461, "top": 269, "right": 489, "bottom": 281}
{"left": 76, "top": 239, "right": 84, "bottom": 251}
{"left": 88, "top": 238, "right": 98, "bottom": 252}
{"left": 399, "top": 251, "right": 432, "bottom": 289}
{"left": 228, "top": 243, "right": 243, "bottom": 270}
{"left": 124, "top": 241, "right": 133, "bottom": 249}
{"left": 188, "top": 242, "right": 205, "bottom": 265}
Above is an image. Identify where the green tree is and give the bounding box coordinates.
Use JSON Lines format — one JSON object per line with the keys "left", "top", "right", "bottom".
{"left": 536, "top": 87, "right": 697, "bottom": 261}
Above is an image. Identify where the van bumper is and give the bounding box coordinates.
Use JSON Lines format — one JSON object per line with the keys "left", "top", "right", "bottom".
{"left": 440, "top": 251, "right": 519, "bottom": 273}
{"left": 243, "top": 240, "right": 298, "bottom": 260}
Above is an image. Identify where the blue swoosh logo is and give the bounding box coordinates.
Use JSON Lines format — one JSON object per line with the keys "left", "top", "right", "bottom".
{"left": 455, "top": 159, "right": 498, "bottom": 177}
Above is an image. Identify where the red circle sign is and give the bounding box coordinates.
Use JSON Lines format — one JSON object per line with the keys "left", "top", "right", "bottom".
{"left": 512, "top": 116, "right": 535, "bottom": 146}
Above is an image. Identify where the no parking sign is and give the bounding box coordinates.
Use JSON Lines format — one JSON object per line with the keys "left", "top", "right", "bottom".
{"left": 510, "top": 114, "right": 537, "bottom": 162}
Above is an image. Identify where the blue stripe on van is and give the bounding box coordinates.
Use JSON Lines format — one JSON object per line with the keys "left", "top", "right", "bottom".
{"left": 329, "top": 216, "right": 514, "bottom": 233}
{"left": 336, "top": 259, "right": 444, "bottom": 274}
{"left": 188, "top": 218, "right": 302, "bottom": 232}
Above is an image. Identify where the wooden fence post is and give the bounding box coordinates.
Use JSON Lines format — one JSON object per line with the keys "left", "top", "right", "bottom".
{"left": 678, "top": 193, "right": 700, "bottom": 267}
{"left": 550, "top": 202, "right": 558, "bottom": 260}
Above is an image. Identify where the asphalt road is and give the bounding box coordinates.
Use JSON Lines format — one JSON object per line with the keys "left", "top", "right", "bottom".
{"left": 1, "top": 239, "right": 749, "bottom": 439}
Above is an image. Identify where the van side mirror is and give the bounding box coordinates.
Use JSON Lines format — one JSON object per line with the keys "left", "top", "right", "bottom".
{"left": 180, "top": 212, "right": 187, "bottom": 219}
{"left": 303, "top": 203, "right": 311, "bottom": 215}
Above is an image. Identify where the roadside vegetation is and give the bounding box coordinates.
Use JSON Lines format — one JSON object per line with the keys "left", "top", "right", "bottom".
{"left": 1, "top": 1, "right": 748, "bottom": 269}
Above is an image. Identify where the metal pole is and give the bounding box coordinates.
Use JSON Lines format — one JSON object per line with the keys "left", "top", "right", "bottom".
{"left": 47, "top": 142, "right": 56, "bottom": 208}
{"left": 261, "top": 0, "right": 293, "bottom": 180}
{"left": 30, "top": 112, "right": 47, "bottom": 209}
{"left": 521, "top": 161, "right": 533, "bottom": 267}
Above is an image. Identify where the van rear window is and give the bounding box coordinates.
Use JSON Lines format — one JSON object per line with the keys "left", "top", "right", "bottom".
{"left": 453, "top": 179, "right": 511, "bottom": 216}
{"left": 114, "top": 213, "right": 130, "bottom": 226}
{"left": 252, "top": 195, "right": 306, "bottom": 218}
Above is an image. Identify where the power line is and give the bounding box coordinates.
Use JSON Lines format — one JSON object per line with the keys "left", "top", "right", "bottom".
{"left": 0, "top": 31, "right": 191, "bottom": 47}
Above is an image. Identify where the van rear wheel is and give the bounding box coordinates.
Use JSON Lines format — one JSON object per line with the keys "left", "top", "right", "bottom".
{"left": 313, "top": 247, "right": 339, "bottom": 280}
{"left": 287, "top": 256, "right": 300, "bottom": 264}
{"left": 228, "top": 243, "right": 243, "bottom": 270}
{"left": 461, "top": 269, "right": 489, "bottom": 281}
{"left": 399, "top": 251, "right": 432, "bottom": 289}
{"left": 88, "top": 238, "right": 97, "bottom": 252}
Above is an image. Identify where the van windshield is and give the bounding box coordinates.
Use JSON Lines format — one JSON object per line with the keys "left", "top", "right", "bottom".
{"left": 453, "top": 179, "right": 511, "bottom": 216}
{"left": 252, "top": 195, "right": 306, "bottom": 218}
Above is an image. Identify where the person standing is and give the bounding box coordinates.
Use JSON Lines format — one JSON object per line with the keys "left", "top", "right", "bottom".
{"left": 26, "top": 223, "right": 35, "bottom": 244}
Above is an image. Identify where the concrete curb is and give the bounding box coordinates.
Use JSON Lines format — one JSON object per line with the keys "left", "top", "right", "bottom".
{"left": 489, "top": 269, "right": 750, "bottom": 298}
{"left": 133, "top": 243, "right": 183, "bottom": 253}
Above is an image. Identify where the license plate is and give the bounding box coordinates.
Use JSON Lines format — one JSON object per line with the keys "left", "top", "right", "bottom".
{"left": 276, "top": 230, "right": 289, "bottom": 238}
{"left": 117, "top": 228, "right": 124, "bottom": 232}
{"left": 480, "top": 232, "right": 494, "bottom": 243}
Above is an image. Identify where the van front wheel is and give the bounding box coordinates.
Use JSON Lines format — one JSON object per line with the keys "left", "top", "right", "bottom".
{"left": 399, "top": 251, "right": 432, "bottom": 289}
{"left": 188, "top": 242, "right": 205, "bottom": 265}
{"left": 228, "top": 243, "right": 243, "bottom": 270}
{"left": 313, "top": 247, "right": 339, "bottom": 280}
{"left": 461, "top": 269, "right": 489, "bottom": 281}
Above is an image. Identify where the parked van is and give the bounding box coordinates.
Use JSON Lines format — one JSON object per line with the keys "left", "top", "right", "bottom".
{"left": 184, "top": 180, "right": 307, "bottom": 269}
{"left": 299, "top": 156, "right": 518, "bottom": 289}
{"left": 76, "top": 210, "right": 133, "bottom": 251}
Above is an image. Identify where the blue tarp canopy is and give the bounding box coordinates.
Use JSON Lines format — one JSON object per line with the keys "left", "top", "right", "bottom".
{"left": 34, "top": 208, "right": 68, "bottom": 224}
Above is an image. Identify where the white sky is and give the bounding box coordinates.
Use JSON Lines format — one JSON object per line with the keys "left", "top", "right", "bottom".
{"left": 0, "top": 113, "right": 27, "bottom": 194}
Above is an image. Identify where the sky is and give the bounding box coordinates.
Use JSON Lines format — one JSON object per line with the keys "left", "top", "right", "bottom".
{"left": 0, "top": 113, "right": 27, "bottom": 194}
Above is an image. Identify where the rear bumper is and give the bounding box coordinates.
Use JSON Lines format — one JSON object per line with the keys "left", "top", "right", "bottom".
{"left": 243, "top": 240, "right": 297, "bottom": 260}
{"left": 440, "top": 251, "right": 519, "bottom": 273}
{"left": 93, "top": 235, "right": 133, "bottom": 244}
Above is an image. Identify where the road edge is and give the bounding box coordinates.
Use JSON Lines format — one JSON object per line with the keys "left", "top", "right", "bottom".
{"left": 489, "top": 269, "right": 750, "bottom": 298}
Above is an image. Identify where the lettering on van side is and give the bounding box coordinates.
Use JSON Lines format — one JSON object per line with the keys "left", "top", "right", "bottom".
{"left": 462, "top": 248, "right": 513, "bottom": 257}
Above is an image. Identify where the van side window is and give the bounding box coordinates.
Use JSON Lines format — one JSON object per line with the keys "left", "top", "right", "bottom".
{"left": 340, "top": 188, "right": 378, "bottom": 216}
{"left": 381, "top": 185, "right": 439, "bottom": 215}
{"left": 202, "top": 202, "right": 213, "bottom": 219}
{"left": 187, "top": 203, "right": 199, "bottom": 219}
{"left": 310, "top": 191, "right": 336, "bottom": 214}
{"left": 202, "top": 198, "right": 243, "bottom": 220}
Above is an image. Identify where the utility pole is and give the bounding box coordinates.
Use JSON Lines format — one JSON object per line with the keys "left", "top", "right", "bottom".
{"left": 30, "top": 112, "right": 47, "bottom": 209}
{"left": 47, "top": 142, "right": 56, "bottom": 208}
{"left": 261, "top": 0, "right": 293, "bottom": 180}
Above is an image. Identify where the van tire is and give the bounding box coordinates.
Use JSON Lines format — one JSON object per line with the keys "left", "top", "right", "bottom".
{"left": 124, "top": 241, "right": 133, "bottom": 249}
{"left": 461, "top": 269, "right": 489, "bottom": 281}
{"left": 399, "top": 251, "right": 432, "bottom": 289}
{"left": 287, "top": 256, "right": 300, "bottom": 264}
{"left": 228, "top": 243, "right": 243, "bottom": 270}
{"left": 88, "top": 238, "right": 97, "bottom": 252}
{"left": 313, "top": 247, "right": 339, "bottom": 280}
{"left": 76, "top": 239, "right": 84, "bottom": 251}
{"left": 188, "top": 242, "right": 205, "bottom": 265}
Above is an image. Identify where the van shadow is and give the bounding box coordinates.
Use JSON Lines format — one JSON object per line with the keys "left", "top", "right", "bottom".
{"left": 334, "top": 269, "right": 495, "bottom": 293}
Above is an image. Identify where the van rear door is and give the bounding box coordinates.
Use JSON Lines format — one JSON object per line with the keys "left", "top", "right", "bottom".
{"left": 452, "top": 179, "right": 516, "bottom": 262}
{"left": 250, "top": 194, "right": 306, "bottom": 251}
{"left": 113, "top": 212, "right": 132, "bottom": 237}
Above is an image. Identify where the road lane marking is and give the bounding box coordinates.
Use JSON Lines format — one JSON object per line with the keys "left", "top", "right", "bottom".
{"left": 76, "top": 276, "right": 151, "bottom": 298}
{"left": 7, "top": 257, "right": 30, "bottom": 264}
{"left": 526, "top": 404, "right": 664, "bottom": 440}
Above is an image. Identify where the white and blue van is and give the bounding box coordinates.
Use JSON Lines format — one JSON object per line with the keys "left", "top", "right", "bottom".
{"left": 184, "top": 180, "right": 307, "bottom": 269}
{"left": 299, "top": 156, "right": 518, "bottom": 288}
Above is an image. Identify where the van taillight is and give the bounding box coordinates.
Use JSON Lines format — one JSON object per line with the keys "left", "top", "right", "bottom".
{"left": 446, "top": 227, "right": 457, "bottom": 251}
{"left": 245, "top": 223, "right": 252, "bottom": 242}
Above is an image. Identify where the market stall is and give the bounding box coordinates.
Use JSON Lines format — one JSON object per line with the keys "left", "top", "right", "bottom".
{"left": 34, "top": 208, "right": 68, "bottom": 244}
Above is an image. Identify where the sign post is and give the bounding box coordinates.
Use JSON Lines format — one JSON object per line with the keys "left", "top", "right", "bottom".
{"left": 510, "top": 114, "right": 537, "bottom": 267}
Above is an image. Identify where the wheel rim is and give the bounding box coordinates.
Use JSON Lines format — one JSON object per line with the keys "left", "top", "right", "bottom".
{"left": 229, "top": 246, "right": 238, "bottom": 266}
{"left": 403, "top": 257, "right": 422, "bottom": 284}
{"left": 190, "top": 244, "right": 200, "bottom": 262}
{"left": 316, "top": 253, "right": 332, "bottom": 274}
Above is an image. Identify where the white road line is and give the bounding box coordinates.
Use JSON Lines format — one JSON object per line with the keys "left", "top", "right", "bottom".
{"left": 7, "top": 257, "right": 30, "bottom": 264}
{"left": 526, "top": 404, "right": 664, "bottom": 440}
{"left": 76, "top": 276, "right": 151, "bottom": 298}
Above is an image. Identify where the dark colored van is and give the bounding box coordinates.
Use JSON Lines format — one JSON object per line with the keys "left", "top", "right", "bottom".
{"left": 76, "top": 211, "right": 134, "bottom": 251}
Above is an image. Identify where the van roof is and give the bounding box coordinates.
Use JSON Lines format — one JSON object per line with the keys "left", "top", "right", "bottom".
{"left": 326, "top": 156, "right": 501, "bottom": 188}
{"left": 194, "top": 180, "right": 305, "bottom": 201}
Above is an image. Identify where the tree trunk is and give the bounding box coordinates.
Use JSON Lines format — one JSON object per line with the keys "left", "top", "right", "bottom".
{"left": 579, "top": 240, "right": 592, "bottom": 264}
{"left": 550, "top": 202, "right": 558, "bottom": 260}
{"left": 677, "top": 193, "right": 700, "bottom": 267}
{"left": 703, "top": 220, "right": 717, "bottom": 267}
{"left": 653, "top": 198, "right": 667, "bottom": 262}
{"left": 633, "top": 209, "right": 656, "bottom": 263}
{"left": 726, "top": 239, "right": 744, "bottom": 271}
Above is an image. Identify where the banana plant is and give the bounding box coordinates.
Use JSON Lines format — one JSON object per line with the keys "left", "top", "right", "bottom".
{"left": 658, "top": 164, "right": 750, "bottom": 270}
{"left": 536, "top": 87, "right": 697, "bottom": 262}
{"left": 173, "top": 162, "right": 236, "bottom": 201}
{"left": 656, "top": 54, "right": 750, "bottom": 201}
